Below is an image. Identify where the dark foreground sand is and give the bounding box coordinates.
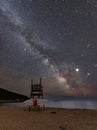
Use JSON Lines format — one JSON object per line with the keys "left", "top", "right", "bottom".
{"left": 0, "top": 106, "right": 97, "bottom": 130}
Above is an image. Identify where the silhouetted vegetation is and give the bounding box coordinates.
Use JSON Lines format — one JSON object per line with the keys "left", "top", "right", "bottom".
{"left": 0, "top": 88, "right": 29, "bottom": 102}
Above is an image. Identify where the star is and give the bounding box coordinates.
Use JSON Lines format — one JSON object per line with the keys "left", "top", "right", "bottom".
{"left": 75, "top": 68, "right": 79, "bottom": 72}
{"left": 87, "top": 73, "right": 90, "bottom": 76}
{"left": 0, "top": 0, "right": 97, "bottom": 98}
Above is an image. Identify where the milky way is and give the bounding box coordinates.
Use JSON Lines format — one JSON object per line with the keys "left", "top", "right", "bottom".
{"left": 0, "top": 0, "right": 97, "bottom": 98}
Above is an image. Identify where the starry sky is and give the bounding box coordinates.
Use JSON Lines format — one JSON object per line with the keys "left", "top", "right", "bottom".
{"left": 0, "top": 0, "right": 97, "bottom": 98}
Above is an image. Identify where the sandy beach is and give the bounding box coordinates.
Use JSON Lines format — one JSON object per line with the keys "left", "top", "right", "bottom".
{"left": 0, "top": 106, "right": 97, "bottom": 130}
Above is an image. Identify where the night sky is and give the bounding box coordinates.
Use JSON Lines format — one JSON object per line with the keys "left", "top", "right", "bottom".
{"left": 0, "top": 0, "right": 97, "bottom": 98}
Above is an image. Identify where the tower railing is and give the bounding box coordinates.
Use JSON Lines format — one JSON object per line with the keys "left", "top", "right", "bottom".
{"left": 30, "top": 78, "right": 43, "bottom": 99}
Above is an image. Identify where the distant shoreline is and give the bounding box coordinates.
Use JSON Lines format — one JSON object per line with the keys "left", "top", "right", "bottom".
{"left": 0, "top": 99, "right": 25, "bottom": 103}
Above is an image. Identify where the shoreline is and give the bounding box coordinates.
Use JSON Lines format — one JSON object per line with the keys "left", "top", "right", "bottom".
{"left": 0, "top": 99, "right": 26, "bottom": 103}
{"left": 1, "top": 100, "right": 97, "bottom": 110}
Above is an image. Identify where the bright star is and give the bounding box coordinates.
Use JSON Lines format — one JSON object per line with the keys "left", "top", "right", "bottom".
{"left": 75, "top": 68, "right": 79, "bottom": 72}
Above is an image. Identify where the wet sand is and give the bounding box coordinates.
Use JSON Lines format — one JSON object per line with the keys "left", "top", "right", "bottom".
{"left": 0, "top": 106, "right": 97, "bottom": 130}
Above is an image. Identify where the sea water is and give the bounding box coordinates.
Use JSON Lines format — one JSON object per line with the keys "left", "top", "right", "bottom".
{"left": 1, "top": 99, "right": 97, "bottom": 110}
{"left": 46, "top": 100, "right": 97, "bottom": 109}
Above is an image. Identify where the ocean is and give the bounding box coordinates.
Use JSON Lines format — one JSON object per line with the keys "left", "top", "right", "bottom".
{"left": 1, "top": 99, "right": 97, "bottom": 110}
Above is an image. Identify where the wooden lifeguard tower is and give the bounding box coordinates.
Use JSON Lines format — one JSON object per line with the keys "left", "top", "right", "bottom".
{"left": 30, "top": 78, "right": 43, "bottom": 99}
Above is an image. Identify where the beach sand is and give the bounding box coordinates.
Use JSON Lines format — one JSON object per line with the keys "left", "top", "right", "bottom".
{"left": 0, "top": 106, "right": 97, "bottom": 130}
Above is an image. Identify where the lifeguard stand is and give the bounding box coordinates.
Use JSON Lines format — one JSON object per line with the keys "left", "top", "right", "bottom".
{"left": 30, "top": 78, "right": 43, "bottom": 99}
